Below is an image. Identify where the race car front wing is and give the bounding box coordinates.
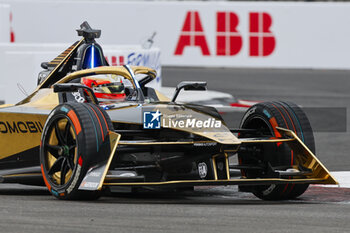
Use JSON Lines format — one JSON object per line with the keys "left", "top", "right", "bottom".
{"left": 77, "top": 127, "right": 337, "bottom": 191}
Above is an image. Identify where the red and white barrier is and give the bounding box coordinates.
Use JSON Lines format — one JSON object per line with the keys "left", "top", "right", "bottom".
{"left": 0, "top": 4, "right": 10, "bottom": 43}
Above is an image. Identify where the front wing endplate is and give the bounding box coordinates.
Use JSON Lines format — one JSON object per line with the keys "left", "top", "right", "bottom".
{"left": 78, "top": 131, "right": 120, "bottom": 191}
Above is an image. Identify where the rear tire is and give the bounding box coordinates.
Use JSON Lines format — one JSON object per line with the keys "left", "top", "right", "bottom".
{"left": 238, "top": 101, "right": 314, "bottom": 200}
{"left": 40, "top": 102, "right": 113, "bottom": 200}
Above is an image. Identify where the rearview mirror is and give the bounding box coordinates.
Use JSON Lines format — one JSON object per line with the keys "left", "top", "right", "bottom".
{"left": 41, "top": 62, "right": 48, "bottom": 69}
{"left": 171, "top": 81, "right": 207, "bottom": 102}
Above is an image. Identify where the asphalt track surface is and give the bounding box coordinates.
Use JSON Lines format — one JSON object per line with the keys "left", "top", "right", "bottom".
{"left": 1, "top": 67, "right": 349, "bottom": 233}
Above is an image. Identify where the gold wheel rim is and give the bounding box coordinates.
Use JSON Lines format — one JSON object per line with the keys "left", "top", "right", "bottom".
{"left": 44, "top": 117, "right": 78, "bottom": 186}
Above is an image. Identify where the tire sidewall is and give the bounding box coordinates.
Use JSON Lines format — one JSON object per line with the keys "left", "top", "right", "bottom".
{"left": 40, "top": 104, "right": 90, "bottom": 199}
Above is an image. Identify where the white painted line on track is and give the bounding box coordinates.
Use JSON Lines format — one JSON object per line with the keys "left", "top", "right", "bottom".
{"left": 313, "top": 171, "right": 350, "bottom": 188}
{"left": 332, "top": 171, "right": 350, "bottom": 188}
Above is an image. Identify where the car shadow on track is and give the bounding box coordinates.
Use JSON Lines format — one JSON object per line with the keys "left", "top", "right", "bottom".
{"left": 0, "top": 184, "right": 49, "bottom": 196}
{"left": 98, "top": 187, "right": 319, "bottom": 206}
{"left": 0, "top": 184, "right": 313, "bottom": 205}
{"left": 0, "top": 184, "right": 344, "bottom": 205}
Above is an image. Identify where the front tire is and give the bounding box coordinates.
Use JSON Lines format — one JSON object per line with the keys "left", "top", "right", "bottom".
{"left": 238, "top": 101, "right": 314, "bottom": 200}
{"left": 40, "top": 102, "right": 113, "bottom": 200}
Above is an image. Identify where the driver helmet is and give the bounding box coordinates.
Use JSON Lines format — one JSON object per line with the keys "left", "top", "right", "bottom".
{"left": 81, "top": 77, "right": 126, "bottom": 100}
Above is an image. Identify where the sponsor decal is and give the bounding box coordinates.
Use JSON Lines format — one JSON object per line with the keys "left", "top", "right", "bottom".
{"left": 105, "top": 51, "right": 161, "bottom": 83}
{"left": 194, "top": 142, "right": 217, "bottom": 147}
{"left": 0, "top": 121, "right": 43, "bottom": 134}
{"left": 71, "top": 92, "right": 85, "bottom": 103}
{"left": 198, "top": 162, "right": 208, "bottom": 178}
{"left": 217, "top": 12, "right": 242, "bottom": 56}
{"left": 241, "top": 106, "right": 256, "bottom": 125}
{"left": 174, "top": 11, "right": 276, "bottom": 57}
{"left": 249, "top": 12, "right": 276, "bottom": 56}
{"left": 263, "top": 109, "right": 271, "bottom": 119}
{"left": 262, "top": 184, "right": 276, "bottom": 196}
{"left": 51, "top": 189, "right": 59, "bottom": 197}
{"left": 60, "top": 106, "right": 69, "bottom": 113}
{"left": 67, "top": 165, "right": 81, "bottom": 194}
{"left": 105, "top": 55, "right": 124, "bottom": 66}
{"left": 51, "top": 190, "right": 65, "bottom": 197}
{"left": 174, "top": 11, "right": 211, "bottom": 56}
{"left": 143, "top": 110, "right": 161, "bottom": 129}
{"left": 105, "top": 52, "right": 160, "bottom": 71}
{"left": 80, "top": 181, "right": 99, "bottom": 189}
{"left": 213, "top": 132, "right": 232, "bottom": 140}
{"left": 86, "top": 171, "right": 101, "bottom": 177}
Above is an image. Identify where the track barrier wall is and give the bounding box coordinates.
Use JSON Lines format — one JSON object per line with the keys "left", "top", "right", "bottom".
{"left": 0, "top": 1, "right": 349, "bottom": 69}
{"left": 0, "top": 1, "right": 350, "bottom": 103}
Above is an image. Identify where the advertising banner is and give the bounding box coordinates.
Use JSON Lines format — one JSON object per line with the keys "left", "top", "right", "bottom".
{"left": 1, "top": 1, "right": 349, "bottom": 69}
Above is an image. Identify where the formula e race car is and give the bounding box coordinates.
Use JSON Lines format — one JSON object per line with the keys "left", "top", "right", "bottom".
{"left": 0, "top": 22, "right": 337, "bottom": 200}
